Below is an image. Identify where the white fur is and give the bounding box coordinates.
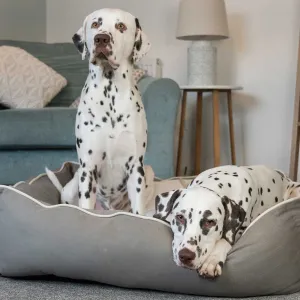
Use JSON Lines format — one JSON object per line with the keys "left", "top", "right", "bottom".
{"left": 154, "top": 165, "right": 300, "bottom": 278}
{"left": 47, "top": 9, "right": 151, "bottom": 214}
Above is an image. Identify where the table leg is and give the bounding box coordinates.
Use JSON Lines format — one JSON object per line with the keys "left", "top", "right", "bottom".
{"left": 227, "top": 91, "right": 236, "bottom": 165}
{"left": 195, "top": 92, "right": 203, "bottom": 174}
{"left": 176, "top": 91, "right": 187, "bottom": 176}
{"left": 213, "top": 90, "right": 221, "bottom": 167}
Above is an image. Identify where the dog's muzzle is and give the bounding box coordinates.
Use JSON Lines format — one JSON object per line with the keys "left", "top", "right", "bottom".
{"left": 94, "top": 34, "right": 111, "bottom": 58}
{"left": 178, "top": 248, "right": 196, "bottom": 268}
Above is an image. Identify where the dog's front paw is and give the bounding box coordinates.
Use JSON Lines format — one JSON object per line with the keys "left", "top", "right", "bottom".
{"left": 197, "top": 257, "right": 224, "bottom": 279}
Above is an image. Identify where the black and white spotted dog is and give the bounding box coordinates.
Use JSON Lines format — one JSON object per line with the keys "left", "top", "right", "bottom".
{"left": 154, "top": 165, "right": 300, "bottom": 279}
{"left": 48, "top": 9, "right": 151, "bottom": 214}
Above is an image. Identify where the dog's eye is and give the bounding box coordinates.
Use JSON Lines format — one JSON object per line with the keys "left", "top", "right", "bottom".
{"left": 204, "top": 220, "right": 216, "bottom": 228}
{"left": 176, "top": 214, "right": 185, "bottom": 224}
{"left": 91, "top": 22, "right": 99, "bottom": 29}
{"left": 116, "top": 22, "right": 127, "bottom": 31}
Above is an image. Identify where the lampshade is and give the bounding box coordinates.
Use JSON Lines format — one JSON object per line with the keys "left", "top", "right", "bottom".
{"left": 176, "top": 0, "right": 229, "bottom": 41}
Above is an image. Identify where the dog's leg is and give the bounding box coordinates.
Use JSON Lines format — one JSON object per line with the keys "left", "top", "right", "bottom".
{"left": 126, "top": 159, "right": 146, "bottom": 215}
{"left": 78, "top": 165, "right": 98, "bottom": 210}
{"left": 197, "top": 239, "right": 232, "bottom": 279}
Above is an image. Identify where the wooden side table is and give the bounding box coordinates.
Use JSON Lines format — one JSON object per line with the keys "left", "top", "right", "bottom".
{"left": 176, "top": 85, "right": 243, "bottom": 176}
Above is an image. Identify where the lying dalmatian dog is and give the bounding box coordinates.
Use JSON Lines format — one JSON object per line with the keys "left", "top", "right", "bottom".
{"left": 51, "top": 9, "right": 151, "bottom": 214}
{"left": 154, "top": 165, "right": 300, "bottom": 279}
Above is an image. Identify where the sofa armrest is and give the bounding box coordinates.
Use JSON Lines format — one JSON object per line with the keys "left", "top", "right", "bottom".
{"left": 138, "top": 76, "right": 181, "bottom": 179}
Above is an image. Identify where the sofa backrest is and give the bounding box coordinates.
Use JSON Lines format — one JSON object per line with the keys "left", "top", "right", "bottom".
{"left": 0, "top": 40, "right": 87, "bottom": 107}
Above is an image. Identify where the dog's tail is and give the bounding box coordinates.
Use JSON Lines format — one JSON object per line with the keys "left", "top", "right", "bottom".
{"left": 45, "top": 167, "right": 63, "bottom": 193}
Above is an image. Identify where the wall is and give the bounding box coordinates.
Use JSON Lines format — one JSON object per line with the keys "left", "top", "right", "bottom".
{"left": 46, "top": 0, "right": 300, "bottom": 176}
{"left": 0, "top": 0, "right": 46, "bottom": 42}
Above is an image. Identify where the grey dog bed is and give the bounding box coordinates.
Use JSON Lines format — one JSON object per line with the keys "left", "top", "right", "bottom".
{"left": 0, "top": 162, "right": 300, "bottom": 298}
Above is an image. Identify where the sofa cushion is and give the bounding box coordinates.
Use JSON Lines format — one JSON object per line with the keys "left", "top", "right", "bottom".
{"left": 0, "top": 46, "right": 67, "bottom": 108}
{"left": 0, "top": 40, "right": 87, "bottom": 107}
{"left": 0, "top": 149, "right": 77, "bottom": 185}
{"left": 0, "top": 108, "right": 77, "bottom": 149}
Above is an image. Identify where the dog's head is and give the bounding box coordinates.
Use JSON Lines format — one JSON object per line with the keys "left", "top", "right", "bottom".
{"left": 72, "top": 8, "right": 151, "bottom": 69}
{"left": 154, "top": 187, "right": 246, "bottom": 270}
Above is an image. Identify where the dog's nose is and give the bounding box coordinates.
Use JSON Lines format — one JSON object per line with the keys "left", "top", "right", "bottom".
{"left": 94, "top": 34, "right": 110, "bottom": 46}
{"left": 178, "top": 248, "right": 196, "bottom": 264}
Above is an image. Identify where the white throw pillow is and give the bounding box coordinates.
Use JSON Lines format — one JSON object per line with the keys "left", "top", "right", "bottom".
{"left": 0, "top": 46, "right": 67, "bottom": 108}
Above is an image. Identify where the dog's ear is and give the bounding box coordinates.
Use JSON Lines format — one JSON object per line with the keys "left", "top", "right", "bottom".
{"left": 131, "top": 18, "right": 151, "bottom": 64}
{"left": 153, "top": 189, "right": 183, "bottom": 223}
{"left": 72, "top": 16, "right": 89, "bottom": 60}
{"left": 221, "top": 196, "right": 246, "bottom": 245}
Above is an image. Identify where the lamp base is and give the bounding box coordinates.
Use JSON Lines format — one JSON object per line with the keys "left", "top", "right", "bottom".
{"left": 187, "top": 41, "right": 217, "bottom": 86}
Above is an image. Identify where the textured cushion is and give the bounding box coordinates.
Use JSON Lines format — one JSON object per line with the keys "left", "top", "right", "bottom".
{"left": 0, "top": 40, "right": 87, "bottom": 107}
{"left": 133, "top": 68, "right": 146, "bottom": 82}
{"left": 0, "top": 46, "right": 67, "bottom": 108}
{"left": 1, "top": 162, "right": 300, "bottom": 298}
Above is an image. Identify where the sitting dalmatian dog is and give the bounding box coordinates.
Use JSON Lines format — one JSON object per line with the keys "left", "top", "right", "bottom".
{"left": 154, "top": 165, "right": 300, "bottom": 279}
{"left": 54, "top": 9, "right": 151, "bottom": 214}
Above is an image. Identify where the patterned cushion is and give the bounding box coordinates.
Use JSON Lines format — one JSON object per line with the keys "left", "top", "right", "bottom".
{"left": 133, "top": 68, "right": 146, "bottom": 82}
{"left": 0, "top": 46, "right": 67, "bottom": 108}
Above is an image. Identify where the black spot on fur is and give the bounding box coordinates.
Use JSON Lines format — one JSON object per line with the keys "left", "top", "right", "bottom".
{"left": 88, "top": 150, "right": 92, "bottom": 155}
{"left": 200, "top": 210, "right": 212, "bottom": 235}
{"left": 110, "top": 118, "right": 115, "bottom": 128}
{"left": 76, "top": 138, "right": 83, "bottom": 148}
{"left": 248, "top": 187, "right": 252, "bottom": 196}
{"left": 137, "top": 166, "right": 144, "bottom": 177}
{"left": 102, "top": 152, "right": 106, "bottom": 160}
{"left": 72, "top": 33, "right": 84, "bottom": 53}
{"left": 117, "top": 114, "right": 123, "bottom": 122}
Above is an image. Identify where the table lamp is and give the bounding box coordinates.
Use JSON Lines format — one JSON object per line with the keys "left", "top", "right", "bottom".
{"left": 176, "top": 0, "right": 229, "bottom": 85}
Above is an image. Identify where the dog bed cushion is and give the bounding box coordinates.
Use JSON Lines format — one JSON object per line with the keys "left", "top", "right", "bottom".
{"left": 1, "top": 162, "right": 300, "bottom": 298}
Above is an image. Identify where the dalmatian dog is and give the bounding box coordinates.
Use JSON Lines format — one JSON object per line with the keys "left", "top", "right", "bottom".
{"left": 55, "top": 9, "right": 151, "bottom": 214}
{"left": 154, "top": 165, "right": 300, "bottom": 279}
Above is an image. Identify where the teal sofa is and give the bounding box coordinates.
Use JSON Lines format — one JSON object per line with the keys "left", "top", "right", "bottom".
{"left": 0, "top": 40, "right": 181, "bottom": 184}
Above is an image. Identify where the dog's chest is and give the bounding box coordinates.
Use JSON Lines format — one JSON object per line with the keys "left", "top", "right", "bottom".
{"left": 76, "top": 79, "right": 144, "bottom": 135}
